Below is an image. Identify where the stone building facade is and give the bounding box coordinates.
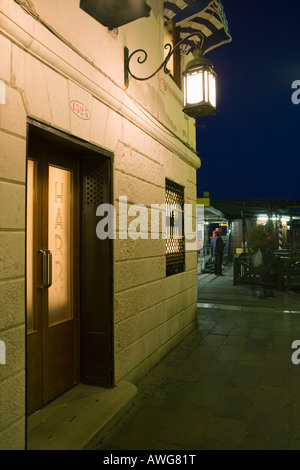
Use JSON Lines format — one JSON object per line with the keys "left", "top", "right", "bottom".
{"left": 0, "top": 0, "right": 230, "bottom": 449}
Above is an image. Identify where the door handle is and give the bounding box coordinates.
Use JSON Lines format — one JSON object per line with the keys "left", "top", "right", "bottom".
{"left": 45, "top": 250, "right": 52, "bottom": 288}
{"left": 38, "top": 249, "right": 47, "bottom": 289}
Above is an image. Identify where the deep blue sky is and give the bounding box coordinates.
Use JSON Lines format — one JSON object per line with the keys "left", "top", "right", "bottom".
{"left": 196, "top": 0, "right": 300, "bottom": 201}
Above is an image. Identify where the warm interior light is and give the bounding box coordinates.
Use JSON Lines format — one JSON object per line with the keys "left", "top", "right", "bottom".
{"left": 257, "top": 215, "right": 291, "bottom": 223}
{"left": 182, "top": 46, "right": 217, "bottom": 118}
{"left": 204, "top": 71, "right": 208, "bottom": 102}
{"left": 209, "top": 72, "right": 216, "bottom": 107}
{"left": 185, "top": 71, "right": 203, "bottom": 105}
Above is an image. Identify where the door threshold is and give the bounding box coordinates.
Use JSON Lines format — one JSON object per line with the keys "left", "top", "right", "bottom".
{"left": 26, "top": 381, "right": 137, "bottom": 450}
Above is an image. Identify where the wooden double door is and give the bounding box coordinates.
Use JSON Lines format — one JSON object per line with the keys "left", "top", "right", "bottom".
{"left": 26, "top": 127, "right": 114, "bottom": 416}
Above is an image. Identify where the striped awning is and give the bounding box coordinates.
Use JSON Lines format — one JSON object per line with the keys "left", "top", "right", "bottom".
{"left": 164, "top": 0, "right": 232, "bottom": 54}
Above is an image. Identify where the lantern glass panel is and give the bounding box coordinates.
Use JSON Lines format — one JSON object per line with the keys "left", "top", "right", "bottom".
{"left": 185, "top": 71, "right": 203, "bottom": 105}
{"left": 209, "top": 72, "right": 216, "bottom": 107}
{"left": 204, "top": 71, "right": 208, "bottom": 102}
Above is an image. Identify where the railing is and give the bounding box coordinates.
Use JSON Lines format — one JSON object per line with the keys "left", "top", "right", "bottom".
{"left": 276, "top": 252, "right": 300, "bottom": 290}
{"left": 233, "top": 251, "right": 300, "bottom": 289}
{"left": 233, "top": 253, "right": 260, "bottom": 286}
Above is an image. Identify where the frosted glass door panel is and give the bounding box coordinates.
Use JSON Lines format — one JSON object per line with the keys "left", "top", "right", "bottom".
{"left": 48, "top": 165, "right": 73, "bottom": 326}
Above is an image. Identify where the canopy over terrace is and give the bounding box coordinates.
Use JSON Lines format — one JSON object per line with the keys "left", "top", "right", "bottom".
{"left": 210, "top": 200, "right": 300, "bottom": 221}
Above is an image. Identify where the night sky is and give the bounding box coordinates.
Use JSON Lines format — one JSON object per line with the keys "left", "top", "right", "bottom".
{"left": 196, "top": 0, "right": 300, "bottom": 201}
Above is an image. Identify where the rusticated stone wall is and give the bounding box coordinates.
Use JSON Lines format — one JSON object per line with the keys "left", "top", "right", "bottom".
{"left": 0, "top": 0, "right": 199, "bottom": 449}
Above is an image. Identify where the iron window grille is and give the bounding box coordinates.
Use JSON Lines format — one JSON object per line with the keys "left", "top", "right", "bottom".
{"left": 166, "top": 179, "right": 185, "bottom": 276}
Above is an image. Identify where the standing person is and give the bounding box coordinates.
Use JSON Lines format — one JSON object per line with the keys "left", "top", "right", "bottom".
{"left": 213, "top": 228, "right": 225, "bottom": 276}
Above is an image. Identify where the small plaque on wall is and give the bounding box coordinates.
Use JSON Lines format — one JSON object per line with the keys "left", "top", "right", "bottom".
{"left": 70, "top": 100, "right": 91, "bottom": 120}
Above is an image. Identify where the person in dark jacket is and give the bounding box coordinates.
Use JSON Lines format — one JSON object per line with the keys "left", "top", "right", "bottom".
{"left": 213, "top": 228, "right": 225, "bottom": 276}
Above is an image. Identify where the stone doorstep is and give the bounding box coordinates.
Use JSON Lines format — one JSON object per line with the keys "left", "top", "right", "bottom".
{"left": 26, "top": 381, "right": 137, "bottom": 450}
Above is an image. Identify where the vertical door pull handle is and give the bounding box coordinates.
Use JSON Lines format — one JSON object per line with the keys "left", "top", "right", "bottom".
{"left": 45, "top": 250, "right": 52, "bottom": 288}
{"left": 38, "top": 249, "right": 47, "bottom": 289}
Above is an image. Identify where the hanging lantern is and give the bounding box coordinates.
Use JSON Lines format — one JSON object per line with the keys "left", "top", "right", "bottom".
{"left": 182, "top": 46, "right": 217, "bottom": 118}
{"left": 125, "top": 34, "right": 218, "bottom": 120}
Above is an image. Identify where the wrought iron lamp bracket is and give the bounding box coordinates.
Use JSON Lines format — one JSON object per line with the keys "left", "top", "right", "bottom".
{"left": 124, "top": 32, "right": 204, "bottom": 86}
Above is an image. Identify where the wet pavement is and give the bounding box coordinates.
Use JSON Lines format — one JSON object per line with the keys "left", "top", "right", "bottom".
{"left": 94, "top": 265, "right": 300, "bottom": 450}
{"left": 197, "top": 263, "right": 300, "bottom": 312}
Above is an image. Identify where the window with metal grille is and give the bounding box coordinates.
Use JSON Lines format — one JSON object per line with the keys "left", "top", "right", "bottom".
{"left": 166, "top": 179, "right": 185, "bottom": 276}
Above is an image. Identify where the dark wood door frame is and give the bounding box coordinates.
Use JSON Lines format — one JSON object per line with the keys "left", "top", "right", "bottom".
{"left": 26, "top": 118, "right": 114, "bottom": 416}
{"left": 26, "top": 149, "right": 80, "bottom": 415}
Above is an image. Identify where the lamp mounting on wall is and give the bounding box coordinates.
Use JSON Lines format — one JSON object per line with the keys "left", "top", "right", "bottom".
{"left": 124, "top": 33, "right": 217, "bottom": 119}
{"left": 80, "top": 0, "right": 151, "bottom": 29}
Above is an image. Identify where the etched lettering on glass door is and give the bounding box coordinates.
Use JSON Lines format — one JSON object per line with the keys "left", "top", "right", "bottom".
{"left": 48, "top": 166, "right": 73, "bottom": 326}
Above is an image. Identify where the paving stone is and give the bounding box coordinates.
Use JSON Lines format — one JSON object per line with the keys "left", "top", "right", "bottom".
{"left": 197, "top": 438, "right": 244, "bottom": 450}
{"left": 159, "top": 405, "right": 212, "bottom": 448}
{"left": 230, "top": 326, "right": 252, "bottom": 336}
{"left": 290, "top": 439, "right": 300, "bottom": 450}
{"left": 290, "top": 402, "right": 300, "bottom": 439}
{"left": 268, "top": 335, "right": 293, "bottom": 347}
{"left": 153, "top": 441, "right": 191, "bottom": 450}
{"left": 238, "top": 351, "right": 266, "bottom": 367}
{"left": 205, "top": 360, "right": 235, "bottom": 381}
{"left": 291, "top": 373, "right": 300, "bottom": 388}
{"left": 272, "top": 326, "right": 292, "bottom": 337}
{"left": 224, "top": 335, "right": 248, "bottom": 347}
{"left": 211, "top": 324, "right": 234, "bottom": 335}
{"left": 207, "top": 416, "right": 248, "bottom": 446}
{"left": 248, "top": 412, "right": 289, "bottom": 446}
{"left": 253, "top": 386, "right": 290, "bottom": 419}
{"left": 245, "top": 437, "right": 289, "bottom": 450}
{"left": 163, "top": 363, "right": 203, "bottom": 383}
{"left": 199, "top": 320, "right": 217, "bottom": 330}
{"left": 215, "top": 344, "right": 241, "bottom": 362}
{"left": 261, "top": 361, "right": 292, "bottom": 388}
{"left": 98, "top": 407, "right": 172, "bottom": 450}
{"left": 244, "top": 338, "right": 269, "bottom": 353}
{"left": 226, "top": 363, "right": 260, "bottom": 389}
{"left": 94, "top": 268, "right": 300, "bottom": 451}
{"left": 249, "top": 327, "right": 272, "bottom": 339}
{"left": 201, "top": 333, "right": 227, "bottom": 347}
{"left": 183, "top": 379, "right": 225, "bottom": 409}
{"left": 213, "top": 387, "right": 255, "bottom": 421}
{"left": 189, "top": 344, "right": 217, "bottom": 362}
{"left": 265, "top": 347, "right": 293, "bottom": 362}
